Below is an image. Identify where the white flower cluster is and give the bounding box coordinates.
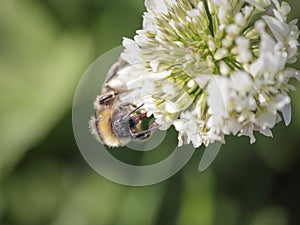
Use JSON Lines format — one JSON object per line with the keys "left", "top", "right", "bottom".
{"left": 117, "top": 0, "right": 300, "bottom": 147}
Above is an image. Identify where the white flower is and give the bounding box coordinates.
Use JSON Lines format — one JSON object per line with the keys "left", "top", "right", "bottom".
{"left": 117, "top": 0, "right": 300, "bottom": 147}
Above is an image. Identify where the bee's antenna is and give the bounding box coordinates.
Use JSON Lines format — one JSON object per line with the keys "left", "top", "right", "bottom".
{"left": 121, "top": 103, "right": 144, "bottom": 121}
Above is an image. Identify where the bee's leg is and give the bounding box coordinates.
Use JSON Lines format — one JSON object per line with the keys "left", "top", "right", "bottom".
{"left": 103, "top": 85, "right": 117, "bottom": 94}
{"left": 119, "top": 102, "right": 137, "bottom": 109}
{"left": 131, "top": 123, "right": 161, "bottom": 140}
{"left": 105, "top": 58, "right": 126, "bottom": 83}
{"left": 98, "top": 93, "right": 114, "bottom": 104}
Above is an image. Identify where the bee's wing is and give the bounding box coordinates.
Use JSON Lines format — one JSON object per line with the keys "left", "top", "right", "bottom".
{"left": 104, "top": 58, "right": 126, "bottom": 84}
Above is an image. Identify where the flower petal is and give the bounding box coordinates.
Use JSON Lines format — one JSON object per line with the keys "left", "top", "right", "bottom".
{"left": 281, "top": 103, "right": 291, "bottom": 126}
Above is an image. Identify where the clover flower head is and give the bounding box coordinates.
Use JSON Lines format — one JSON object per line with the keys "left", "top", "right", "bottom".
{"left": 117, "top": 0, "right": 300, "bottom": 147}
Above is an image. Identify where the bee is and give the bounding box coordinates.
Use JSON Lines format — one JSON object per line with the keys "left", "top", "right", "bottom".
{"left": 89, "top": 58, "right": 160, "bottom": 147}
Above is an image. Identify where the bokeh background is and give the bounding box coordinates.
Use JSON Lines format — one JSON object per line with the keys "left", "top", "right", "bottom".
{"left": 0, "top": 0, "right": 300, "bottom": 224}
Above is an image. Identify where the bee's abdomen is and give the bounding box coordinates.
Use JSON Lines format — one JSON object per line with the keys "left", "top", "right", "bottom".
{"left": 97, "top": 109, "right": 121, "bottom": 147}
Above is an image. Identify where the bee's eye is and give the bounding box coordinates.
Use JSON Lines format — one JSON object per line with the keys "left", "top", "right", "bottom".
{"left": 128, "top": 118, "right": 134, "bottom": 126}
{"left": 129, "top": 118, "right": 137, "bottom": 128}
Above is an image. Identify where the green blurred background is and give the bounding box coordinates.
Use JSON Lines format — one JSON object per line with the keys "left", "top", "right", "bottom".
{"left": 0, "top": 0, "right": 300, "bottom": 224}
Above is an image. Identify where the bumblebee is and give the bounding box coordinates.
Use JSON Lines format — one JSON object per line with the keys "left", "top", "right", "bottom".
{"left": 89, "top": 59, "right": 160, "bottom": 147}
